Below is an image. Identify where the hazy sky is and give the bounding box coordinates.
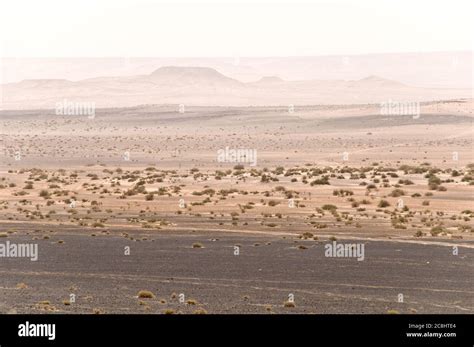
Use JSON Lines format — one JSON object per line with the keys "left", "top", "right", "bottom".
{"left": 0, "top": 0, "right": 472, "bottom": 57}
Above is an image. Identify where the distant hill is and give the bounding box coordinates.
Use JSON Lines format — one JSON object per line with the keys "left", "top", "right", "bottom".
{"left": 1, "top": 66, "right": 471, "bottom": 109}
{"left": 357, "top": 75, "right": 405, "bottom": 86}
{"left": 147, "top": 66, "right": 241, "bottom": 85}
{"left": 254, "top": 76, "right": 285, "bottom": 84}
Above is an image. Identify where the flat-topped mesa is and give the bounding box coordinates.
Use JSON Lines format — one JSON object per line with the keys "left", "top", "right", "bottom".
{"left": 255, "top": 76, "right": 285, "bottom": 84}
{"left": 148, "top": 66, "right": 241, "bottom": 85}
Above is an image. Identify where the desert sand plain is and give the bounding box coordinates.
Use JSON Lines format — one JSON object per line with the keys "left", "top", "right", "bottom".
{"left": 0, "top": 96, "right": 472, "bottom": 314}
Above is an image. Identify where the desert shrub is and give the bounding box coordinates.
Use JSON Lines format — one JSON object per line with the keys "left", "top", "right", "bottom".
{"left": 390, "top": 189, "right": 405, "bottom": 197}
{"left": 321, "top": 204, "right": 337, "bottom": 211}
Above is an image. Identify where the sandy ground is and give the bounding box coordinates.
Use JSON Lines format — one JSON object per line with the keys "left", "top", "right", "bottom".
{"left": 0, "top": 99, "right": 472, "bottom": 313}
{"left": 0, "top": 229, "right": 472, "bottom": 314}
